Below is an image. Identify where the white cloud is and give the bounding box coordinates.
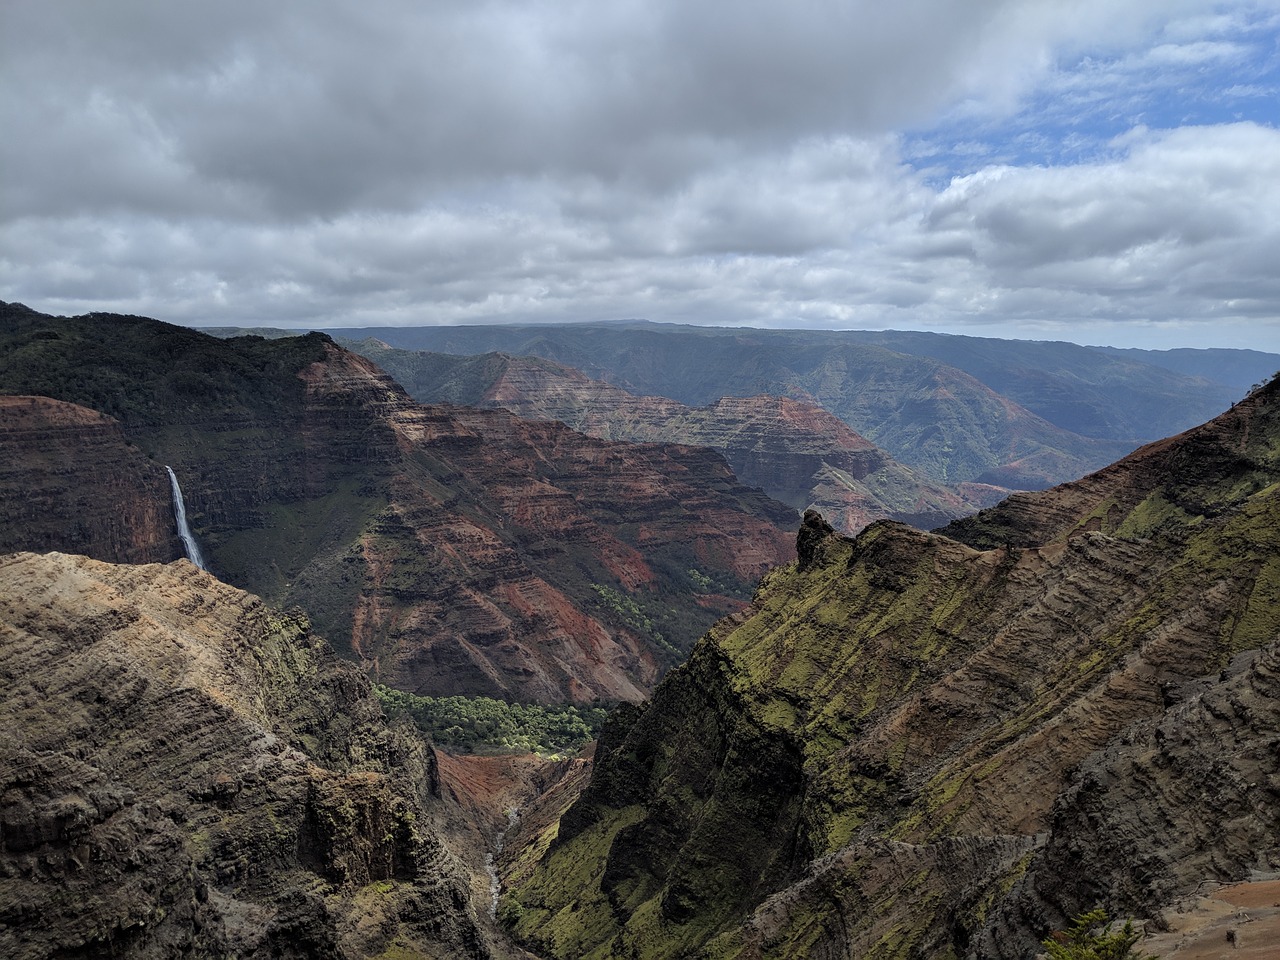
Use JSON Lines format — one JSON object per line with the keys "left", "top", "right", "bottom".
{"left": 1, "top": 0, "right": 1278, "bottom": 349}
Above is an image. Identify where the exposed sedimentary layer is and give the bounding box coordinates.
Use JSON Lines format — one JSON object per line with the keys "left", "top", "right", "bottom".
{"left": 0, "top": 396, "right": 177, "bottom": 564}
{"left": 506, "top": 377, "right": 1280, "bottom": 959}
{"left": 348, "top": 342, "right": 1006, "bottom": 534}
{"left": 0, "top": 551, "right": 489, "bottom": 960}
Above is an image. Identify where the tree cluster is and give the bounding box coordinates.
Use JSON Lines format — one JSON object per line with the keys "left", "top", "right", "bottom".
{"left": 375, "top": 685, "right": 609, "bottom": 755}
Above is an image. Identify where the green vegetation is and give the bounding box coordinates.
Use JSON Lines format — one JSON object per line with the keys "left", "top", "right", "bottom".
{"left": 501, "top": 805, "right": 647, "bottom": 960}
{"left": 590, "top": 582, "right": 677, "bottom": 656}
{"left": 0, "top": 306, "right": 330, "bottom": 428}
{"left": 374, "top": 685, "right": 609, "bottom": 755}
{"left": 687, "top": 567, "right": 713, "bottom": 590}
{"left": 1043, "top": 909, "right": 1152, "bottom": 960}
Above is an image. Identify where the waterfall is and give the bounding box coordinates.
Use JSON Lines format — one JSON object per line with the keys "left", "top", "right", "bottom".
{"left": 165, "top": 466, "right": 207, "bottom": 570}
{"left": 486, "top": 805, "right": 521, "bottom": 920}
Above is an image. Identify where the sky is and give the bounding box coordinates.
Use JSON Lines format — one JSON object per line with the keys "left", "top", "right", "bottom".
{"left": 2, "top": 1, "right": 1279, "bottom": 350}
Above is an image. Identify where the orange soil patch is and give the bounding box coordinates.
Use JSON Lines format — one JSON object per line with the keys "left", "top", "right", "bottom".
{"left": 436, "top": 752, "right": 557, "bottom": 836}
{"left": 1143, "top": 879, "right": 1280, "bottom": 960}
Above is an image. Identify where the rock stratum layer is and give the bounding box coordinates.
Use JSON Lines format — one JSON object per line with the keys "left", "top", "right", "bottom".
{"left": 0, "top": 303, "right": 796, "bottom": 704}
{"left": 342, "top": 322, "right": 1172, "bottom": 489}
{"left": 0, "top": 551, "right": 488, "bottom": 960}
{"left": 347, "top": 343, "right": 1006, "bottom": 534}
{"left": 0, "top": 396, "right": 177, "bottom": 564}
{"left": 505, "top": 377, "right": 1280, "bottom": 959}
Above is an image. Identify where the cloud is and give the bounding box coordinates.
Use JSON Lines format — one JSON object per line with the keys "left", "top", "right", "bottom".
{"left": 1, "top": 0, "right": 1199, "bottom": 218}
{"left": 1, "top": 0, "right": 1279, "bottom": 349}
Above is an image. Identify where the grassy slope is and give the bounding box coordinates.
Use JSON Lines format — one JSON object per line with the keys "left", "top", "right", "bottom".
{"left": 506, "top": 377, "right": 1280, "bottom": 958}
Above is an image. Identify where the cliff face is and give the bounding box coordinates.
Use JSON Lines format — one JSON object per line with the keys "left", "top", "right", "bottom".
{"left": 342, "top": 323, "right": 1143, "bottom": 489}
{"left": 0, "top": 396, "right": 177, "bottom": 564}
{"left": 977, "top": 636, "right": 1280, "bottom": 959}
{"left": 0, "top": 551, "right": 487, "bottom": 960}
{"left": 345, "top": 378, "right": 795, "bottom": 703}
{"left": 505, "top": 378, "right": 1280, "bottom": 959}
{"left": 347, "top": 343, "right": 1004, "bottom": 534}
{"left": 0, "top": 305, "right": 795, "bottom": 704}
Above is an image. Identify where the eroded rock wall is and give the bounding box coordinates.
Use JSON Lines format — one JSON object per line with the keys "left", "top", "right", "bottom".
{"left": 0, "top": 396, "right": 177, "bottom": 563}
{"left": 0, "top": 552, "right": 488, "bottom": 960}
{"left": 506, "top": 378, "right": 1280, "bottom": 959}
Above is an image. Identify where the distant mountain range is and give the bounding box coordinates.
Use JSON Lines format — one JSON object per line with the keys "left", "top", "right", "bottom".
{"left": 343, "top": 339, "right": 1007, "bottom": 535}
{"left": 319, "top": 321, "right": 1277, "bottom": 489}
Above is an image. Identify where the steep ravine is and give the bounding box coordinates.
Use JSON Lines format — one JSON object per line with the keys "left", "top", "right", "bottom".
{"left": 503, "top": 378, "right": 1280, "bottom": 959}
{"left": 0, "top": 304, "right": 796, "bottom": 705}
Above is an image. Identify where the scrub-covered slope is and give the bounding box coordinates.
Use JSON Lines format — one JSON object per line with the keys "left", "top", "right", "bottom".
{"left": 0, "top": 551, "right": 488, "bottom": 960}
{"left": 505, "top": 377, "right": 1280, "bottom": 959}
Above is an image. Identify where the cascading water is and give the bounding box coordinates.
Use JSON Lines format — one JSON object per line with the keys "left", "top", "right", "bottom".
{"left": 486, "top": 806, "right": 520, "bottom": 919}
{"left": 165, "top": 465, "right": 207, "bottom": 570}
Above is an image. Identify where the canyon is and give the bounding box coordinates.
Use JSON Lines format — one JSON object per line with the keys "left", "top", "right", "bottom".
{"left": 0, "top": 302, "right": 796, "bottom": 705}
{"left": 346, "top": 341, "right": 1007, "bottom": 535}
{"left": 4, "top": 301, "right": 1279, "bottom": 959}
{"left": 503, "top": 374, "right": 1280, "bottom": 959}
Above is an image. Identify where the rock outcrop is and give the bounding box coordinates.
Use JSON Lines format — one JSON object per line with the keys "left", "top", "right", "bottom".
{"left": 0, "top": 304, "right": 796, "bottom": 704}
{"left": 504, "top": 377, "right": 1280, "bottom": 959}
{"left": 346, "top": 342, "right": 1005, "bottom": 534}
{"left": 0, "top": 551, "right": 488, "bottom": 960}
{"left": 0, "top": 396, "right": 177, "bottom": 563}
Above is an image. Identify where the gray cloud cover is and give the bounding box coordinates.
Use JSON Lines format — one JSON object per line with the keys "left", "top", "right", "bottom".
{"left": 2, "top": 0, "right": 1278, "bottom": 348}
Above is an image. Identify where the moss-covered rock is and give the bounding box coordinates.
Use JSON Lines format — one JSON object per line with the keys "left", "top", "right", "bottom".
{"left": 507, "top": 376, "right": 1280, "bottom": 959}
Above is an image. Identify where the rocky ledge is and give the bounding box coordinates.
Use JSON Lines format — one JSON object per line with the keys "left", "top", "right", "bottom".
{"left": 0, "top": 396, "right": 177, "bottom": 564}
{"left": 0, "top": 552, "right": 488, "bottom": 960}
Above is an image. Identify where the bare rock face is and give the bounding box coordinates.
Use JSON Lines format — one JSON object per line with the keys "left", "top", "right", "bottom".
{"left": 0, "top": 552, "right": 488, "bottom": 960}
{"left": 347, "top": 343, "right": 1004, "bottom": 534}
{"left": 0, "top": 307, "right": 797, "bottom": 705}
{"left": 505, "top": 377, "right": 1280, "bottom": 959}
{"left": 291, "top": 345, "right": 796, "bottom": 703}
{"left": 0, "top": 396, "right": 177, "bottom": 563}
{"left": 977, "top": 638, "right": 1280, "bottom": 957}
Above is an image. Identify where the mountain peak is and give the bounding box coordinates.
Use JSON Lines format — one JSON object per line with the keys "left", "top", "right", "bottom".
{"left": 796, "top": 508, "right": 840, "bottom": 570}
